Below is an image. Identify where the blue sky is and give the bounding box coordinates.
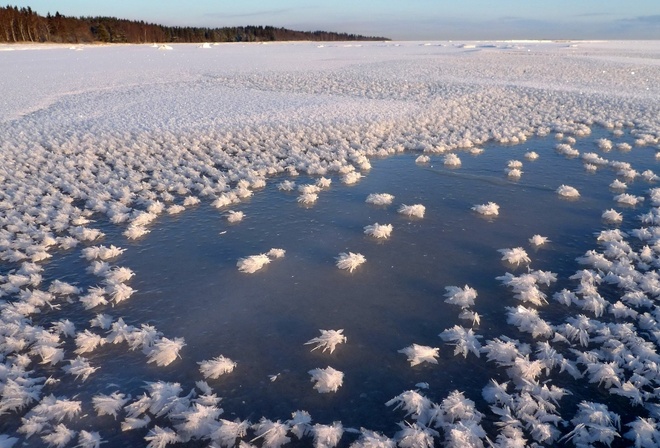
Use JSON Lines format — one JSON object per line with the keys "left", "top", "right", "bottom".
{"left": 13, "top": 0, "right": 660, "bottom": 40}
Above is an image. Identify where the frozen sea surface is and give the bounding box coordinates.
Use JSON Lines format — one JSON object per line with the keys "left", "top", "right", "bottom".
{"left": 1, "top": 41, "right": 660, "bottom": 447}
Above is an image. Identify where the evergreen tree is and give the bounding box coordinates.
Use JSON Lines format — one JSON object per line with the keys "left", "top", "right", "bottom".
{"left": 0, "top": 4, "right": 389, "bottom": 43}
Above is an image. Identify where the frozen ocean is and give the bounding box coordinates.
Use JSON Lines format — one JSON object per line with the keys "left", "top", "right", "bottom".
{"left": 1, "top": 41, "right": 660, "bottom": 447}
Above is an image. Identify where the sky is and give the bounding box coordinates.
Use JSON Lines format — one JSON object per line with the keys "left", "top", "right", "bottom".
{"left": 12, "top": 0, "right": 660, "bottom": 40}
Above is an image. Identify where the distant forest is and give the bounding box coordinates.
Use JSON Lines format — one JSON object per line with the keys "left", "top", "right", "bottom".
{"left": 0, "top": 5, "right": 388, "bottom": 43}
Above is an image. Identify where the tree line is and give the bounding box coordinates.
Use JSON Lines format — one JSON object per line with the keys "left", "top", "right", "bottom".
{"left": 0, "top": 5, "right": 388, "bottom": 44}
